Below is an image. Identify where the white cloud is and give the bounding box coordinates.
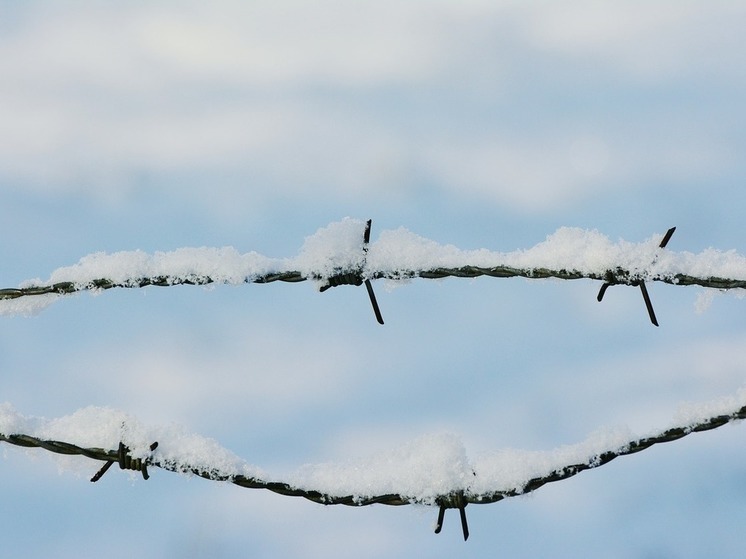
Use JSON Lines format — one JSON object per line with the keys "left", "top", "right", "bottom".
{"left": 134, "top": 2, "right": 447, "bottom": 87}
{"left": 424, "top": 135, "right": 613, "bottom": 213}
{"left": 0, "top": 1, "right": 743, "bottom": 213}
{"left": 65, "top": 321, "right": 363, "bottom": 430}
{"left": 522, "top": 2, "right": 746, "bottom": 84}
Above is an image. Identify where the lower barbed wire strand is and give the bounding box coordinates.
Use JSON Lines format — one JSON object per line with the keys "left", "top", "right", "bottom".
{"left": 2, "top": 403, "right": 745, "bottom": 509}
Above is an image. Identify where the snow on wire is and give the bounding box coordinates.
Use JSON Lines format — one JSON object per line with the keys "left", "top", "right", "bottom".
{"left": 2, "top": 218, "right": 746, "bottom": 323}
{"left": 2, "top": 391, "right": 746, "bottom": 540}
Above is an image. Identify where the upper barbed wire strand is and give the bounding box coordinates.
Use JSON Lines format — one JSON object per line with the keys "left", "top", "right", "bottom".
{"left": 3, "top": 222, "right": 746, "bottom": 307}
{"left": 3, "top": 267, "right": 746, "bottom": 302}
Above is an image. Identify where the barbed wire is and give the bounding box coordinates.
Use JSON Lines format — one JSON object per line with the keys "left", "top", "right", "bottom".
{"left": 3, "top": 222, "right": 746, "bottom": 326}
{"left": 3, "top": 266, "right": 745, "bottom": 300}
{"left": 3, "top": 221, "right": 746, "bottom": 540}
{"left": 3, "top": 401, "right": 744, "bottom": 539}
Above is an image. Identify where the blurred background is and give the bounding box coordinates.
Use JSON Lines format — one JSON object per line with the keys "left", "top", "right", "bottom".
{"left": 2, "top": 2, "right": 746, "bottom": 557}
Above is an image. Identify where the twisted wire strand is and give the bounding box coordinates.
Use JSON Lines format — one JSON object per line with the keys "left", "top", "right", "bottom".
{"left": 472, "top": 404, "right": 746, "bottom": 505}
{"left": 2, "top": 221, "right": 744, "bottom": 302}
{"left": 1, "top": 267, "right": 745, "bottom": 303}
{"left": 3, "top": 403, "right": 744, "bottom": 508}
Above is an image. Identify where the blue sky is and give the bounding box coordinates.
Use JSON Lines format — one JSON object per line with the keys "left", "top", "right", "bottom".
{"left": 2, "top": 2, "right": 746, "bottom": 557}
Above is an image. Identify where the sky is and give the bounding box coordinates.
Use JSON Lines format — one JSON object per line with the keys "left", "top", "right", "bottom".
{"left": 1, "top": 1, "right": 746, "bottom": 557}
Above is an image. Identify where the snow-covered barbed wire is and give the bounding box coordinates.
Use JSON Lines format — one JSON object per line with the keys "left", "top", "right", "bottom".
{"left": 2, "top": 219, "right": 746, "bottom": 319}
{"left": 4, "top": 219, "right": 746, "bottom": 538}
{"left": 2, "top": 389, "right": 746, "bottom": 539}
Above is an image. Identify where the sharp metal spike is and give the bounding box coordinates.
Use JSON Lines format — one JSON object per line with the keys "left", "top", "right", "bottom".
{"left": 597, "top": 282, "right": 611, "bottom": 302}
{"left": 365, "top": 279, "right": 384, "bottom": 324}
{"left": 638, "top": 282, "right": 659, "bottom": 326}
{"left": 459, "top": 505, "right": 470, "bottom": 541}
{"left": 434, "top": 505, "right": 446, "bottom": 534}
{"left": 90, "top": 460, "right": 114, "bottom": 482}
{"left": 659, "top": 226, "right": 676, "bottom": 248}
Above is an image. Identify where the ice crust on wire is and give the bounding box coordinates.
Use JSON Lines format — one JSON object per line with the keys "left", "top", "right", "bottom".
{"left": 3, "top": 388, "right": 746, "bottom": 503}
{"left": 4, "top": 219, "right": 746, "bottom": 317}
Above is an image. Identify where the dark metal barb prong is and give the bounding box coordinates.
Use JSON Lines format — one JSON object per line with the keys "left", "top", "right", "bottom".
{"left": 597, "top": 282, "right": 611, "bottom": 302}
{"left": 90, "top": 460, "right": 114, "bottom": 482}
{"left": 638, "top": 282, "right": 659, "bottom": 326}
{"left": 459, "top": 504, "right": 470, "bottom": 541}
{"left": 434, "top": 505, "right": 446, "bottom": 534}
{"left": 659, "top": 226, "right": 676, "bottom": 248}
{"left": 118, "top": 442, "right": 128, "bottom": 469}
{"left": 365, "top": 279, "right": 384, "bottom": 324}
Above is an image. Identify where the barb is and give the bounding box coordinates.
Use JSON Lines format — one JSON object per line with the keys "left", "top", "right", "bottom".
{"left": 3, "top": 399, "right": 744, "bottom": 538}
{"left": 597, "top": 226, "right": 676, "bottom": 326}
{"left": 318, "top": 219, "right": 384, "bottom": 324}
{"left": 91, "top": 441, "right": 159, "bottom": 482}
{"left": 435, "top": 491, "right": 469, "bottom": 540}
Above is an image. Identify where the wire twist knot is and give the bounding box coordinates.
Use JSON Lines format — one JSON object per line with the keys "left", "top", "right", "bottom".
{"left": 91, "top": 441, "right": 159, "bottom": 482}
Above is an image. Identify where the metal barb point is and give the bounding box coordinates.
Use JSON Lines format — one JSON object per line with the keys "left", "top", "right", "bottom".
{"left": 434, "top": 505, "right": 446, "bottom": 534}
{"left": 90, "top": 460, "right": 114, "bottom": 482}
{"left": 638, "top": 282, "right": 658, "bottom": 327}
{"left": 659, "top": 226, "right": 676, "bottom": 248}
{"left": 365, "top": 279, "right": 384, "bottom": 324}
{"left": 460, "top": 505, "right": 470, "bottom": 541}
{"left": 596, "top": 282, "right": 611, "bottom": 302}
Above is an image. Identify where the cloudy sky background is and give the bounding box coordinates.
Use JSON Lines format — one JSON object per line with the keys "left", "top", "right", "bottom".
{"left": 2, "top": 2, "right": 746, "bottom": 557}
